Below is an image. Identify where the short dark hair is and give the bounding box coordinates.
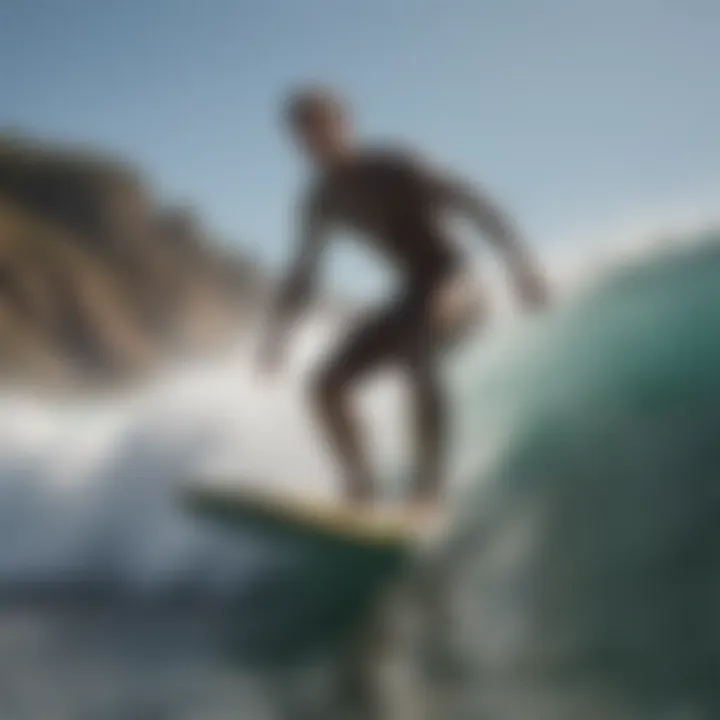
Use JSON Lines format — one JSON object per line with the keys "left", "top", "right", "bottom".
{"left": 283, "top": 85, "right": 347, "bottom": 128}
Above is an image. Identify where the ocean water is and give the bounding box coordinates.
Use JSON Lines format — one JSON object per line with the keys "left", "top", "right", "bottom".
{"left": 0, "top": 230, "right": 718, "bottom": 719}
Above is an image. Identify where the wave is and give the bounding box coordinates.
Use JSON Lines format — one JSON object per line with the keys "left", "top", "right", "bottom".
{"left": 0, "top": 222, "right": 716, "bottom": 598}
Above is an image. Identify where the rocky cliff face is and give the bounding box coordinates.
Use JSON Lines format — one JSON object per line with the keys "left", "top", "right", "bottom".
{"left": 0, "top": 135, "right": 265, "bottom": 388}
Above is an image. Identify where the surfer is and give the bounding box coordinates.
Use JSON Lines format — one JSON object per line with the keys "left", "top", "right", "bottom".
{"left": 258, "top": 86, "right": 547, "bottom": 513}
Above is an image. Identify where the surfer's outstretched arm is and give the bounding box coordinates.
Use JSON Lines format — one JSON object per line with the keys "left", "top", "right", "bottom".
{"left": 259, "top": 191, "right": 328, "bottom": 370}
{"left": 432, "top": 171, "right": 548, "bottom": 307}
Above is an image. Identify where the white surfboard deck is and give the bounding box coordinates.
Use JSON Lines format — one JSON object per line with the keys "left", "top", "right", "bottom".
{"left": 183, "top": 479, "right": 446, "bottom": 548}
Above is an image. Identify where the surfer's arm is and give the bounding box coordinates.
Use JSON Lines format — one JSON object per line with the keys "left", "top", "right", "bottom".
{"left": 259, "top": 192, "right": 329, "bottom": 368}
{"left": 433, "top": 172, "right": 548, "bottom": 307}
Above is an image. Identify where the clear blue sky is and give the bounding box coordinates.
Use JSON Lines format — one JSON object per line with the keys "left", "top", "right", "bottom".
{"left": 1, "top": 0, "right": 719, "bottom": 293}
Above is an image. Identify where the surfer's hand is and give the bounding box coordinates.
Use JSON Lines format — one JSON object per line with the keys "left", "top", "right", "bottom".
{"left": 258, "top": 350, "right": 284, "bottom": 376}
{"left": 515, "top": 266, "right": 549, "bottom": 310}
{"left": 257, "top": 336, "right": 286, "bottom": 376}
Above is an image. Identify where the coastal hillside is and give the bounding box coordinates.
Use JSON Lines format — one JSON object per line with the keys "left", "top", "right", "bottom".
{"left": 0, "top": 135, "right": 265, "bottom": 388}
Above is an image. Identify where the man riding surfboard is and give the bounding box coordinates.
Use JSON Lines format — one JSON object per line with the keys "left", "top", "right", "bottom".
{"left": 258, "top": 86, "right": 548, "bottom": 517}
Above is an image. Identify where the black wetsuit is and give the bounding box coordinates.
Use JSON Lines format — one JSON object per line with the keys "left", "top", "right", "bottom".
{"left": 276, "top": 144, "right": 528, "bottom": 501}
{"left": 303, "top": 147, "right": 464, "bottom": 376}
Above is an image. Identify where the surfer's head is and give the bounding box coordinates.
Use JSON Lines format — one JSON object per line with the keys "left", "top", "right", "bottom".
{"left": 283, "top": 85, "right": 354, "bottom": 168}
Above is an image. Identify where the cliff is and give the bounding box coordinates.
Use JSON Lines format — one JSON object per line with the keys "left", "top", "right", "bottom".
{"left": 0, "top": 135, "right": 265, "bottom": 388}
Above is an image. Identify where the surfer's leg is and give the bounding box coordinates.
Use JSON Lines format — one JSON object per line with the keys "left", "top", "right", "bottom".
{"left": 397, "top": 281, "right": 448, "bottom": 507}
{"left": 313, "top": 370, "right": 373, "bottom": 502}
{"left": 408, "top": 351, "right": 445, "bottom": 503}
{"left": 407, "top": 269, "right": 482, "bottom": 504}
{"left": 313, "top": 308, "right": 402, "bottom": 503}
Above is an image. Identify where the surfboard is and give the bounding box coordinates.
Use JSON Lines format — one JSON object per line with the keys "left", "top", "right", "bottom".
{"left": 180, "top": 479, "right": 441, "bottom": 667}
{"left": 181, "top": 479, "right": 449, "bottom": 667}
{"left": 182, "top": 479, "right": 440, "bottom": 550}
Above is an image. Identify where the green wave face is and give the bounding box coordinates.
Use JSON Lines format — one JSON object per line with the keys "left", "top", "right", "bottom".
{"left": 447, "top": 237, "right": 720, "bottom": 718}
